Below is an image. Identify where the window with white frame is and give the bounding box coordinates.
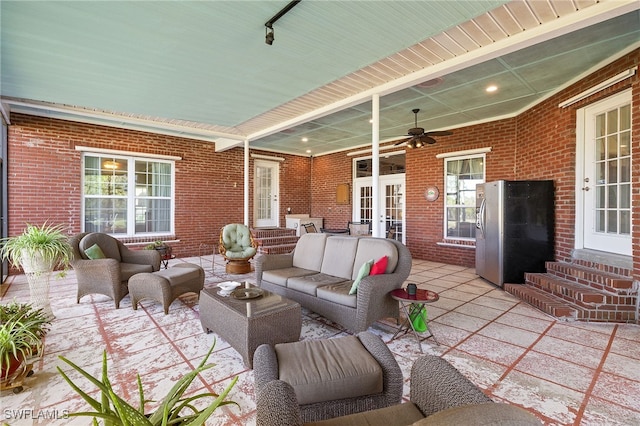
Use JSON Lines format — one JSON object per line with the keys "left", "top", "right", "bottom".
{"left": 444, "top": 154, "right": 484, "bottom": 239}
{"left": 83, "top": 154, "right": 174, "bottom": 236}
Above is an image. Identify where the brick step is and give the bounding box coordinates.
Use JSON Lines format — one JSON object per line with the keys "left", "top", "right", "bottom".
{"left": 505, "top": 284, "right": 580, "bottom": 321}
{"left": 258, "top": 243, "right": 297, "bottom": 254}
{"left": 526, "top": 273, "right": 606, "bottom": 307}
{"left": 545, "top": 261, "right": 633, "bottom": 292}
{"left": 255, "top": 236, "right": 299, "bottom": 248}
{"left": 569, "top": 257, "right": 632, "bottom": 278}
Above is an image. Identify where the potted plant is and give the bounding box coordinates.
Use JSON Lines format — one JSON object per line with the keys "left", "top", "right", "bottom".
{"left": 57, "top": 340, "right": 238, "bottom": 425}
{"left": 0, "top": 301, "right": 51, "bottom": 356}
{"left": 145, "top": 241, "right": 172, "bottom": 257}
{"left": 0, "top": 222, "right": 73, "bottom": 319}
{"left": 0, "top": 310, "right": 45, "bottom": 383}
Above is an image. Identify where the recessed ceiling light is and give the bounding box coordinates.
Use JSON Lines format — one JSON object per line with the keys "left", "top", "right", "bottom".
{"left": 306, "top": 149, "right": 311, "bottom": 154}
{"left": 301, "top": 137, "right": 308, "bottom": 142}
{"left": 486, "top": 85, "right": 498, "bottom": 93}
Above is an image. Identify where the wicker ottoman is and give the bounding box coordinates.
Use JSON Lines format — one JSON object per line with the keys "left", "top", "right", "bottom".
{"left": 199, "top": 286, "right": 301, "bottom": 368}
{"left": 129, "top": 263, "right": 204, "bottom": 314}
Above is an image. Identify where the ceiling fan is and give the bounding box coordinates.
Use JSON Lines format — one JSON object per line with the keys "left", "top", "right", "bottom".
{"left": 393, "top": 108, "right": 453, "bottom": 148}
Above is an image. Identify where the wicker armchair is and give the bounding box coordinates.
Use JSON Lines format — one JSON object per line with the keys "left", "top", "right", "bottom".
{"left": 218, "top": 223, "right": 257, "bottom": 274}
{"left": 70, "top": 233, "right": 161, "bottom": 308}
{"left": 256, "top": 354, "right": 540, "bottom": 426}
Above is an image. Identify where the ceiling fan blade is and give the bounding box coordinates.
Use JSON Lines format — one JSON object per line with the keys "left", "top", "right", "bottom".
{"left": 424, "top": 130, "right": 453, "bottom": 137}
{"left": 393, "top": 136, "right": 411, "bottom": 146}
{"left": 420, "top": 135, "right": 437, "bottom": 145}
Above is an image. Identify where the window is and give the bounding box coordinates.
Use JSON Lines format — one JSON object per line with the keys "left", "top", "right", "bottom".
{"left": 444, "top": 155, "right": 484, "bottom": 239}
{"left": 83, "top": 154, "right": 174, "bottom": 236}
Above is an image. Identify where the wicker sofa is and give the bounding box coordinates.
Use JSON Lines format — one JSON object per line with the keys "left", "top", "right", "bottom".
{"left": 255, "top": 233, "right": 411, "bottom": 333}
{"left": 256, "top": 354, "right": 542, "bottom": 426}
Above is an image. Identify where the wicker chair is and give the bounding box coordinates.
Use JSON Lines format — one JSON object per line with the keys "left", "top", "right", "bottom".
{"left": 219, "top": 223, "right": 258, "bottom": 274}
{"left": 254, "top": 332, "right": 403, "bottom": 424}
{"left": 70, "top": 233, "right": 161, "bottom": 308}
{"left": 256, "top": 353, "right": 540, "bottom": 426}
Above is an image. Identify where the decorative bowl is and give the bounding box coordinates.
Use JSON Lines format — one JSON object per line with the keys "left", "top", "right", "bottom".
{"left": 217, "top": 281, "right": 241, "bottom": 292}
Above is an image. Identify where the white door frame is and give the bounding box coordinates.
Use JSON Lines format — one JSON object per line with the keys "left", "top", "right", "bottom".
{"left": 354, "top": 175, "right": 406, "bottom": 243}
{"left": 253, "top": 159, "right": 279, "bottom": 228}
{"left": 575, "top": 89, "right": 632, "bottom": 255}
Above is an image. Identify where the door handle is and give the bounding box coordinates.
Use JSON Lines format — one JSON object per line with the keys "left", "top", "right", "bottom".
{"left": 582, "top": 186, "right": 590, "bottom": 191}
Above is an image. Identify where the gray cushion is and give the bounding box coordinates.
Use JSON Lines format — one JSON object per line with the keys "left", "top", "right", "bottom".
{"left": 121, "top": 263, "right": 154, "bottom": 281}
{"left": 414, "top": 403, "right": 541, "bottom": 426}
{"left": 320, "top": 236, "right": 359, "bottom": 280}
{"left": 79, "top": 233, "right": 122, "bottom": 261}
{"left": 306, "top": 402, "right": 425, "bottom": 426}
{"left": 153, "top": 264, "right": 201, "bottom": 286}
{"left": 287, "top": 273, "right": 348, "bottom": 296}
{"left": 275, "top": 335, "right": 383, "bottom": 405}
{"left": 292, "top": 233, "right": 328, "bottom": 271}
{"left": 317, "top": 282, "right": 357, "bottom": 308}
{"left": 352, "top": 238, "right": 398, "bottom": 279}
{"left": 262, "top": 267, "right": 318, "bottom": 287}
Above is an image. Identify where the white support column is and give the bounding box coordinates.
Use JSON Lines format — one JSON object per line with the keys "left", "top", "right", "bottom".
{"left": 244, "top": 139, "right": 250, "bottom": 226}
{"left": 371, "top": 94, "right": 381, "bottom": 238}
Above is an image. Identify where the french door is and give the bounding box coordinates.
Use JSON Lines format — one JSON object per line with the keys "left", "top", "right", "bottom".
{"left": 354, "top": 175, "right": 405, "bottom": 243}
{"left": 578, "top": 90, "right": 632, "bottom": 255}
{"left": 254, "top": 160, "right": 279, "bottom": 228}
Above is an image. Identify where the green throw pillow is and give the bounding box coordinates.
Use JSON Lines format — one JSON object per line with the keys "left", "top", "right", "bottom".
{"left": 84, "top": 243, "right": 106, "bottom": 260}
{"left": 349, "top": 259, "right": 373, "bottom": 295}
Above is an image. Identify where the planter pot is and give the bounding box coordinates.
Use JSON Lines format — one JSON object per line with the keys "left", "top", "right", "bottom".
{"left": 1, "top": 353, "right": 25, "bottom": 381}
{"left": 20, "top": 249, "right": 55, "bottom": 320}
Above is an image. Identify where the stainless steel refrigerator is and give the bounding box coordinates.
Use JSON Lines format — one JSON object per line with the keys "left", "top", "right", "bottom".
{"left": 475, "top": 180, "right": 555, "bottom": 287}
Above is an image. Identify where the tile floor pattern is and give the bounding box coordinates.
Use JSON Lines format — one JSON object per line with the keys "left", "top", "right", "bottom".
{"left": 1, "top": 255, "right": 639, "bottom": 425}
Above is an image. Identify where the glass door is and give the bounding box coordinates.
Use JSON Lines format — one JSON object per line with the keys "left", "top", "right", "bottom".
{"left": 254, "top": 160, "right": 280, "bottom": 228}
{"left": 354, "top": 175, "right": 405, "bottom": 243}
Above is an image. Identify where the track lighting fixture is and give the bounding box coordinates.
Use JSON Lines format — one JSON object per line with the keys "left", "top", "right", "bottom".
{"left": 265, "top": 24, "right": 274, "bottom": 45}
{"left": 264, "top": 0, "right": 301, "bottom": 46}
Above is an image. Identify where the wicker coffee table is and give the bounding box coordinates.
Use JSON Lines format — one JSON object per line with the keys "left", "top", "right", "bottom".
{"left": 199, "top": 285, "right": 301, "bottom": 368}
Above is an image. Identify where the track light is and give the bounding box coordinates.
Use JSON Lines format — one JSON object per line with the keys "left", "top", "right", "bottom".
{"left": 264, "top": 0, "right": 300, "bottom": 46}
{"left": 265, "top": 25, "right": 274, "bottom": 45}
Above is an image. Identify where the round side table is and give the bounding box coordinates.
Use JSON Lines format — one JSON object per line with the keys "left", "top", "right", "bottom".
{"left": 390, "top": 287, "right": 439, "bottom": 352}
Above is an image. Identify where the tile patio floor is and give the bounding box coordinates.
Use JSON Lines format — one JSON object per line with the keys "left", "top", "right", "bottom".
{"left": 1, "top": 254, "right": 639, "bottom": 425}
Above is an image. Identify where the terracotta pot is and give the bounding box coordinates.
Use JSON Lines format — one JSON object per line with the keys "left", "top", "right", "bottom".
{"left": 1, "top": 353, "right": 25, "bottom": 381}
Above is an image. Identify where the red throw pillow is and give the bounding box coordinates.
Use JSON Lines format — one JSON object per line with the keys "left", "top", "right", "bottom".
{"left": 370, "top": 256, "right": 388, "bottom": 275}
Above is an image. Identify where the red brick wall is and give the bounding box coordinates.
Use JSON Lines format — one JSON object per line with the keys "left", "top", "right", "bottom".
{"left": 6, "top": 115, "right": 309, "bottom": 257}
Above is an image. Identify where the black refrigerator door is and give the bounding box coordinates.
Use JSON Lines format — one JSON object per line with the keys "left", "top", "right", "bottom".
{"left": 503, "top": 180, "right": 555, "bottom": 283}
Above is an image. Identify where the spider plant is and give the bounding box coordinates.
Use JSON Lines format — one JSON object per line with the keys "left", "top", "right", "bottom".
{"left": 57, "top": 340, "right": 238, "bottom": 425}
{"left": 0, "top": 222, "right": 73, "bottom": 274}
{"left": 0, "top": 312, "right": 43, "bottom": 380}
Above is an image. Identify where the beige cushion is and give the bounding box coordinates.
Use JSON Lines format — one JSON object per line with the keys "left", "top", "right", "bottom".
{"left": 306, "top": 402, "right": 425, "bottom": 426}
{"left": 275, "top": 335, "right": 383, "bottom": 405}
{"left": 79, "top": 233, "right": 121, "bottom": 261}
{"left": 121, "top": 263, "right": 154, "bottom": 281}
{"left": 317, "top": 282, "right": 357, "bottom": 307}
{"left": 262, "top": 267, "right": 317, "bottom": 287}
{"left": 287, "top": 273, "right": 348, "bottom": 296}
{"left": 292, "top": 233, "right": 328, "bottom": 271}
{"left": 152, "top": 264, "right": 201, "bottom": 286}
{"left": 320, "top": 236, "right": 359, "bottom": 280}
{"left": 352, "top": 238, "right": 398, "bottom": 279}
{"left": 413, "top": 403, "right": 542, "bottom": 426}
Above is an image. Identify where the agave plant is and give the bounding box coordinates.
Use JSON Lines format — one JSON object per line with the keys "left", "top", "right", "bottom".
{"left": 57, "top": 341, "right": 238, "bottom": 425}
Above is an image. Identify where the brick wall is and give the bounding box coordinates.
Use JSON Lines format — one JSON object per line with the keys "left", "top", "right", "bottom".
{"left": 6, "top": 115, "right": 309, "bottom": 258}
